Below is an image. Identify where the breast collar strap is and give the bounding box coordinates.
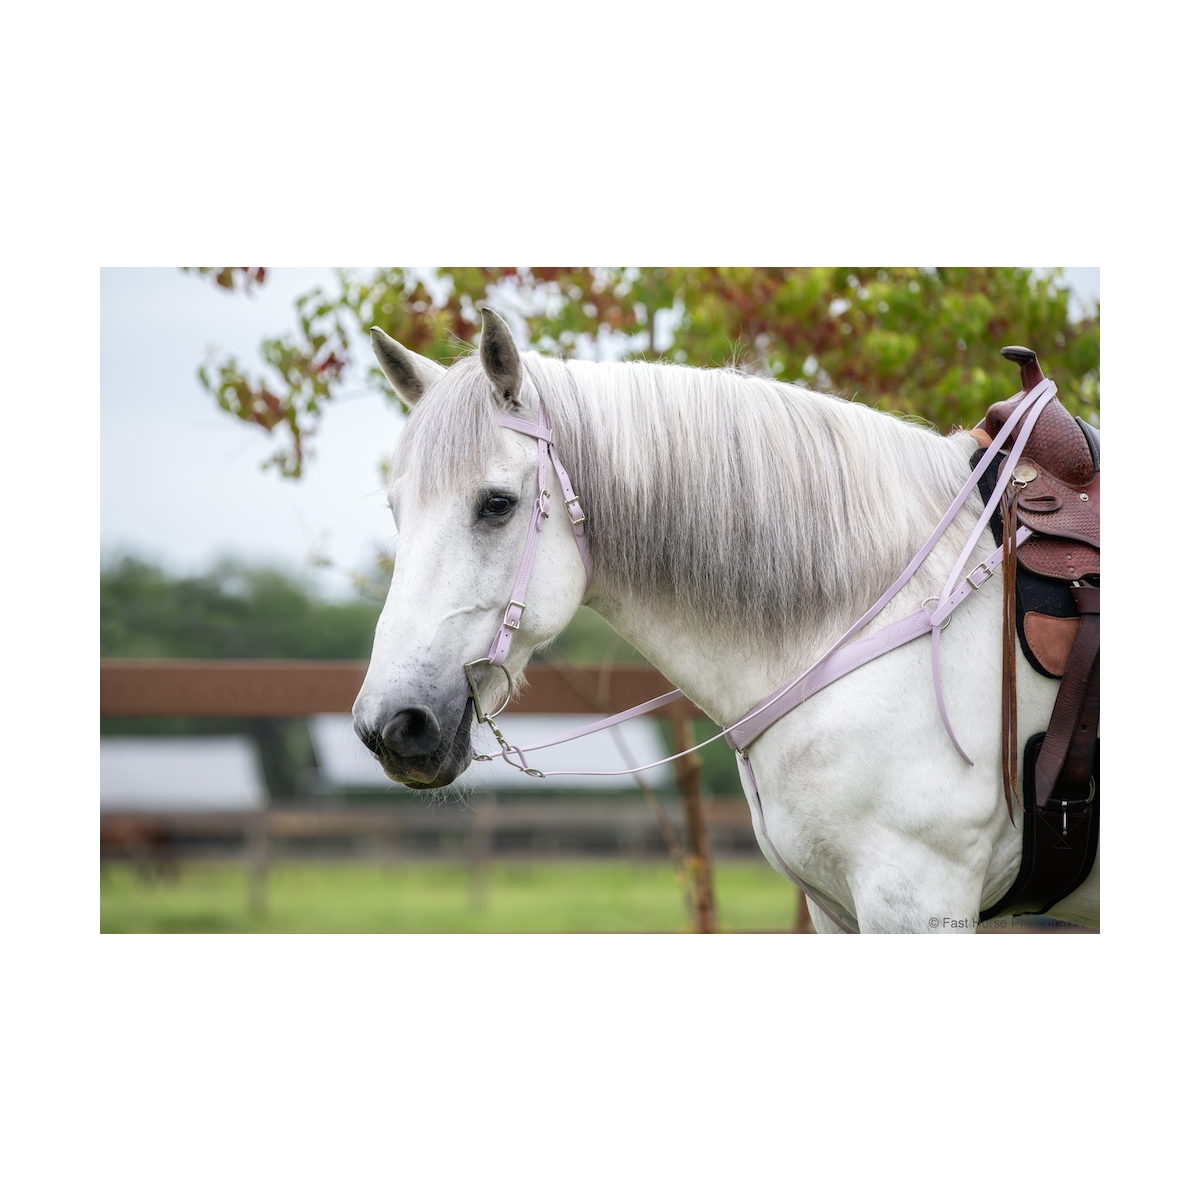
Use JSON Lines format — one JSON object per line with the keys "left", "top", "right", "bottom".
{"left": 469, "top": 378, "right": 1059, "bottom": 788}
{"left": 464, "top": 378, "right": 1062, "bottom": 928}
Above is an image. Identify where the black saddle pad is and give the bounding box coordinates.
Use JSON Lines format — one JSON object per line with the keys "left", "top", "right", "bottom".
{"left": 969, "top": 424, "right": 1097, "bottom": 679}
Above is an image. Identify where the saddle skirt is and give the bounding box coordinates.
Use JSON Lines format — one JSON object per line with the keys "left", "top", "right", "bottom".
{"left": 1014, "top": 465, "right": 1100, "bottom": 581}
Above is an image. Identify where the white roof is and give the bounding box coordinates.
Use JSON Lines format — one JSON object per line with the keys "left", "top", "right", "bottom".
{"left": 100, "top": 737, "right": 267, "bottom": 810}
{"left": 309, "top": 713, "right": 670, "bottom": 791}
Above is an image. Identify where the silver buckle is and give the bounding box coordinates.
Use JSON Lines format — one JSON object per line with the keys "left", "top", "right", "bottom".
{"left": 564, "top": 497, "right": 587, "bottom": 526}
{"left": 502, "top": 600, "right": 526, "bottom": 631}
{"left": 966, "top": 560, "right": 995, "bottom": 590}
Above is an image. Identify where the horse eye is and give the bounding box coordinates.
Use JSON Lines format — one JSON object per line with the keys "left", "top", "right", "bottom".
{"left": 480, "top": 494, "right": 513, "bottom": 517}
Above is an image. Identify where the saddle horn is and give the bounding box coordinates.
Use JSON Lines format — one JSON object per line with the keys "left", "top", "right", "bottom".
{"left": 1000, "top": 345, "right": 1045, "bottom": 393}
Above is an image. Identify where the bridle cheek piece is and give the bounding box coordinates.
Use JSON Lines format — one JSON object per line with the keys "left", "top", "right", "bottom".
{"left": 464, "top": 402, "right": 593, "bottom": 776}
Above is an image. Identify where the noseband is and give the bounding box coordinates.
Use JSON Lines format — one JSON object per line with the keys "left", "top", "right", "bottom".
{"left": 463, "top": 403, "right": 592, "bottom": 770}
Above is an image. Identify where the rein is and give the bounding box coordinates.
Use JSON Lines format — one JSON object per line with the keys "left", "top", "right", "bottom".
{"left": 469, "top": 380, "right": 1056, "bottom": 786}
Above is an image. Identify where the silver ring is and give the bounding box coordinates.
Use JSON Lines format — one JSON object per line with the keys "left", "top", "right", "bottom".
{"left": 464, "top": 658, "right": 515, "bottom": 723}
{"left": 922, "top": 597, "right": 953, "bottom": 632}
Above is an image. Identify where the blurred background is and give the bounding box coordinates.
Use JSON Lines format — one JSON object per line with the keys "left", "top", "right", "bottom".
{"left": 100, "top": 267, "right": 1100, "bottom": 933}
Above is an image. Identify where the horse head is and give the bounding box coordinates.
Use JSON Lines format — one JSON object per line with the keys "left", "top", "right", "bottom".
{"left": 352, "top": 310, "right": 589, "bottom": 788}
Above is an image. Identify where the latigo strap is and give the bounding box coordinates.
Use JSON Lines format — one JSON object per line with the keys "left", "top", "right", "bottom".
{"left": 1035, "top": 583, "right": 1100, "bottom": 807}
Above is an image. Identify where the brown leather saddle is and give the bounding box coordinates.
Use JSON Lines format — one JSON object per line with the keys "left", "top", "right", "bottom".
{"left": 975, "top": 347, "right": 1100, "bottom": 921}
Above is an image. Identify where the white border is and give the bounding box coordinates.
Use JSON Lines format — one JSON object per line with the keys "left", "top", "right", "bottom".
{"left": 6, "top": 1, "right": 1191, "bottom": 1193}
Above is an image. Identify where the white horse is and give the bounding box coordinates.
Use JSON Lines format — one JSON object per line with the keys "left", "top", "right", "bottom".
{"left": 352, "top": 310, "right": 1099, "bottom": 933}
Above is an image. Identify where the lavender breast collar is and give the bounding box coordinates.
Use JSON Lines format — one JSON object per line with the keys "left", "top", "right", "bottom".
{"left": 466, "top": 384, "right": 1059, "bottom": 933}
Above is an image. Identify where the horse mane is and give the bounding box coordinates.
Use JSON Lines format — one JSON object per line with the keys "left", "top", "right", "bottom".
{"left": 393, "top": 352, "right": 980, "bottom": 635}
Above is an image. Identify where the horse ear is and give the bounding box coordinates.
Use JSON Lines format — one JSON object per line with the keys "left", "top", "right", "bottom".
{"left": 370, "top": 327, "right": 445, "bottom": 405}
{"left": 478, "top": 307, "right": 523, "bottom": 411}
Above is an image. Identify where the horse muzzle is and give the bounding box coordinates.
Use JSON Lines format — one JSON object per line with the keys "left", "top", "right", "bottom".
{"left": 353, "top": 697, "right": 477, "bottom": 789}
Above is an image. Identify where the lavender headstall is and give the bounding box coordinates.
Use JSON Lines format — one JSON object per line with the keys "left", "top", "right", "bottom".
{"left": 468, "top": 380, "right": 1057, "bottom": 783}
{"left": 463, "top": 405, "right": 591, "bottom": 766}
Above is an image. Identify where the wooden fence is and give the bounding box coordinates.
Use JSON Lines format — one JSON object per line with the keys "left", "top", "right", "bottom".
{"left": 99, "top": 661, "right": 1086, "bottom": 933}
{"left": 100, "top": 660, "right": 703, "bottom": 718}
{"left": 100, "top": 659, "right": 741, "bottom": 931}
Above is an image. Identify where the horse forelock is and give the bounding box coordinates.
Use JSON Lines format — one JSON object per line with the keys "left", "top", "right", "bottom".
{"left": 390, "top": 357, "right": 501, "bottom": 497}
{"left": 393, "top": 350, "right": 979, "bottom": 635}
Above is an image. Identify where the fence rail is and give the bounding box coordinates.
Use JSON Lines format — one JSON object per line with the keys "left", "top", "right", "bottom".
{"left": 97, "top": 661, "right": 1089, "bottom": 933}
{"left": 100, "top": 660, "right": 703, "bottom": 718}
{"left": 100, "top": 799, "right": 757, "bottom": 862}
{"left": 100, "top": 657, "right": 739, "bottom": 930}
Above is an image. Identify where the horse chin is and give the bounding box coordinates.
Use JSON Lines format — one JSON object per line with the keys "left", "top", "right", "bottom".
{"left": 378, "top": 698, "right": 477, "bottom": 790}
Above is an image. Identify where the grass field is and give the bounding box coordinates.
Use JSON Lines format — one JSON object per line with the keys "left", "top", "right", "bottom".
{"left": 100, "top": 860, "right": 803, "bottom": 933}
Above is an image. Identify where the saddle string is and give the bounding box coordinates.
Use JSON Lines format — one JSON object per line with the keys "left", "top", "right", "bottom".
{"left": 1000, "top": 480, "right": 1022, "bottom": 822}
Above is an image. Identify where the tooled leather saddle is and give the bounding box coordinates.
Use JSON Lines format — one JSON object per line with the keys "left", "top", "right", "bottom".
{"left": 974, "top": 347, "right": 1100, "bottom": 921}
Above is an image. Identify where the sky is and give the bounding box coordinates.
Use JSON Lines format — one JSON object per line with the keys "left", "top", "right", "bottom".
{"left": 100, "top": 267, "right": 1100, "bottom": 598}
{"left": 101, "top": 268, "right": 404, "bottom": 597}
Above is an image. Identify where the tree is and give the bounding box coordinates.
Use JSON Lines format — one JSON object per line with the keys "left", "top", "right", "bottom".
{"left": 101, "top": 555, "right": 383, "bottom": 660}
{"left": 101, "top": 554, "right": 389, "bottom": 798}
{"left": 191, "top": 267, "right": 1099, "bottom": 479}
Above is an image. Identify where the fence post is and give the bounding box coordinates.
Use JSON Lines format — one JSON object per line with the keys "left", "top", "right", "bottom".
{"left": 247, "top": 809, "right": 269, "bottom": 918}
{"left": 667, "top": 703, "right": 716, "bottom": 933}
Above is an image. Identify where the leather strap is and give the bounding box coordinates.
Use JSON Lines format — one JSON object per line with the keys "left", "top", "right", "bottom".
{"left": 1000, "top": 484, "right": 1020, "bottom": 821}
{"left": 547, "top": 441, "right": 593, "bottom": 582}
{"left": 482, "top": 404, "right": 593, "bottom": 669}
{"left": 1058, "top": 654, "right": 1099, "bottom": 795}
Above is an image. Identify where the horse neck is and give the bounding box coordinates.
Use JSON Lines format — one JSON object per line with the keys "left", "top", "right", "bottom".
{"left": 554, "top": 360, "right": 981, "bottom": 723}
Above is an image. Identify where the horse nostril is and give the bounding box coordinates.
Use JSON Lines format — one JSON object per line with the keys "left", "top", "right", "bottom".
{"left": 354, "top": 717, "right": 383, "bottom": 756}
{"left": 381, "top": 706, "right": 442, "bottom": 757}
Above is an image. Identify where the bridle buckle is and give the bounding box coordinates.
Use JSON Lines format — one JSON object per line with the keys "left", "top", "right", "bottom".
{"left": 966, "top": 560, "right": 995, "bottom": 590}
